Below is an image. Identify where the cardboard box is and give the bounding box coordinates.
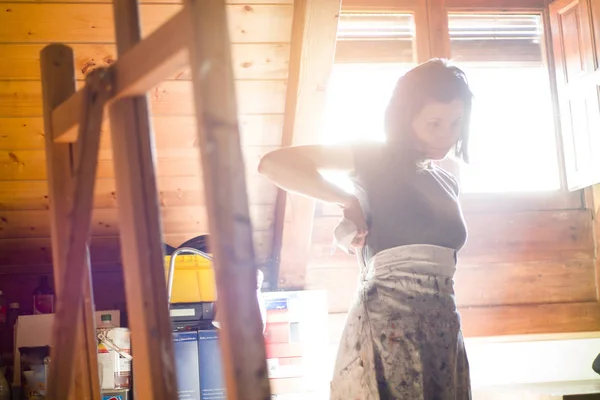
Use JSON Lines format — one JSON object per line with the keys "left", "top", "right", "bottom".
{"left": 174, "top": 331, "right": 201, "bottom": 400}
{"left": 13, "top": 310, "right": 120, "bottom": 386}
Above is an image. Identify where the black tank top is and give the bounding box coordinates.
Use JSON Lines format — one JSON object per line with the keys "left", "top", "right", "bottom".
{"left": 350, "top": 143, "right": 467, "bottom": 263}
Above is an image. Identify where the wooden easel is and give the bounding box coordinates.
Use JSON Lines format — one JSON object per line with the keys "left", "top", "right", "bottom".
{"left": 39, "top": 0, "right": 270, "bottom": 398}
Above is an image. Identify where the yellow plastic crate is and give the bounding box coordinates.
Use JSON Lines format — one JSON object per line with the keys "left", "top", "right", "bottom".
{"left": 164, "top": 254, "right": 217, "bottom": 303}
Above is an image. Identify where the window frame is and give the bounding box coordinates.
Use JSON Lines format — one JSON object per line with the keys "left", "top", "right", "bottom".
{"left": 335, "top": 0, "right": 585, "bottom": 212}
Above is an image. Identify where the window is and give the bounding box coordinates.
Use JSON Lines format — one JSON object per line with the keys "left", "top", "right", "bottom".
{"left": 321, "top": 12, "right": 562, "bottom": 195}
{"left": 320, "top": 63, "right": 408, "bottom": 145}
{"left": 305, "top": 0, "right": 595, "bottom": 341}
{"left": 448, "top": 14, "right": 561, "bottom": 193}
{"left": 321, "top": 14, "right": 416, "bottom": 145}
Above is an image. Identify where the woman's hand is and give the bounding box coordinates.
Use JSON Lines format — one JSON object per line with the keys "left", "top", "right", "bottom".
{"left": 341, "top": 195, "right": 368, "bottom": 248}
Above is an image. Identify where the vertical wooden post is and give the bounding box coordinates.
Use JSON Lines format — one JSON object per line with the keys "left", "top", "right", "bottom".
{"left": 184, "top": 0, "right": 271, "bottom": 398}
{"left": 414, "top": 0, "right": 433, "bottom": 63}
{"left": 425, "top": 0, "right": 451, "bottom": 59}
{"left": 107, "top": 0, "right": 178, "bottom": 398}
{"left": 269, "top": 0, "right": 342, "bottom": 289}
{"left": 40, "top": 44, "right": 101, "bottom": 400}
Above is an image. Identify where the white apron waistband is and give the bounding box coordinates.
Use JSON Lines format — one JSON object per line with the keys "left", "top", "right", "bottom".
{"left": 366, "top": 244, "right": 457, "bottom": 280}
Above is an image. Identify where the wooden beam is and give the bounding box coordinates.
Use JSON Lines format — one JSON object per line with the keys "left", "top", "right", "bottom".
{"left": 184, "top": 0, "right": 271, "bottom": 399}
{"left": 542, "top": 7, "right": 570, "bottom": 194}
{"left": 413, "top": 0, "right": 432, "bottom": 62}
{"left": 445, "top": 0, "right": 545, "bottom": 10}
{"left": 343, "top": 0, "right": 546, "bottom": 10}
{"left": 335, "top": 39, "right": 545, "bottom": 64}
{"left": 341, "top": 0, "right": 418, "bottom": 11}
{"left": 460, "top": 301, "right": 600, "bottom": 337}
{"left": 47, "top": 68, "right": 111, "bottom": 400}
{"left": 340, "top": 0, "right": 546, "bottom": 10}
{"left": 426, "top": 0, "right": 451, "bottom": 59}
{"left": 592, "top": 184, "right": 600, "bottom": 301}
{"left": 271, "top": 0, "right": 342, "bottom": 290}
{"left": 328, "top": 300, "right": 600, "bottom": 341}
{"left": 107, "top": 0, "right": 178, "bottom": 398}
{"left": 40, "top": 44, "right": 101, "bottom": 400}
{"left": 52, "top": 8, "right": 190, "bottom": 143}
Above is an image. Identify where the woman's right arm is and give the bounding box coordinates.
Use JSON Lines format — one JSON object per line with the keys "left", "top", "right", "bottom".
{"left": 257, "top": 144, "right": 357, "bottom": 208}
{"left": 258, "top": 144, "right": 372, "bottom": 247}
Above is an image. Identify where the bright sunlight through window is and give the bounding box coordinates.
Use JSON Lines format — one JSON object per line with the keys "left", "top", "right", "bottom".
{"left": 449, "top": 14, "right": 560, "bottom": 193}
{"left": 321, "top": 13, "right": 561, "bottom": 194}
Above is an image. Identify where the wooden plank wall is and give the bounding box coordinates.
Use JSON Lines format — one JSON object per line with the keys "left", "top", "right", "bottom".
{"left": 306, "top": 199, "right": 599, "bottom": 337}
{"left": 0, "top": 0, "right": 292, "bottom": 309}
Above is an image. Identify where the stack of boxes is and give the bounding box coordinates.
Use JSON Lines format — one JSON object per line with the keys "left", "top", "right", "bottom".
{"left": 167, "top": 253, "right": 226, "bottom": 400}
{"left": 170, "top": 290, "right": 330, "bottom": 399}
{"left": 167, "top": 253, "right": 330, "bottom": 399}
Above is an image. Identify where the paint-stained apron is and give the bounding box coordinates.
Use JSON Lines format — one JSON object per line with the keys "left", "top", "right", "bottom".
{"left": 330, "top": 244, "right": 472, "bottom": 400}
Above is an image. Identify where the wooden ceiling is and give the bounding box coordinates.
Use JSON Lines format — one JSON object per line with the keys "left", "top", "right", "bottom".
{"left": 0, "top": 1, "right": 294, "bottom": 278}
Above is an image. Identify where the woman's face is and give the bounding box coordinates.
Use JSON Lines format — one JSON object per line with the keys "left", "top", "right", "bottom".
{"left": 411, "top": 98, "right": 465, "bottom": 160}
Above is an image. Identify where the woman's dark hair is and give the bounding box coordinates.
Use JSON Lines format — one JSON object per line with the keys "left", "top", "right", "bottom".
{"left": 384, "top": 58, "right": 473, "bottom": 163}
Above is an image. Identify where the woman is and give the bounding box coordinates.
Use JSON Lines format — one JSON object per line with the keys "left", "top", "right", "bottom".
{"left": 258, "top": 58, "right": 473, "bottom": 399}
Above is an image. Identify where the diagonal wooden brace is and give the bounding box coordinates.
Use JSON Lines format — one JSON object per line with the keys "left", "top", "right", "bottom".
{"left": 51, "top": 9, "right": 190, "bottom": 143}
{"left": 47, "top": 67, "right": 114, "bottom": 400}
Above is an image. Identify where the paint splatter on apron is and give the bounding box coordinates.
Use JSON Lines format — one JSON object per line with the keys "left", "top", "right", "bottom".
{"left": 330, "top": 244, "right": 471, "bottom": 400}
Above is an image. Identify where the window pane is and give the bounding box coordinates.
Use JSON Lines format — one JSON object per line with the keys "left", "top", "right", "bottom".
{"left": 321, "top": 13, "right": 416, "bottom": 144}
{"left": 320, "top": 13, "right": 416, "bottom": 191}
{"left": 320, "top": 63, "right": 412, "bottom": 145}
{"left": 335, "top": 13, "right": 415, "bottom": 63}
{"left": 449, "top": 13, "right": 561, "bottom": 193}
{"left": 337, "top": 13, "right": 414, "bottom": 40}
